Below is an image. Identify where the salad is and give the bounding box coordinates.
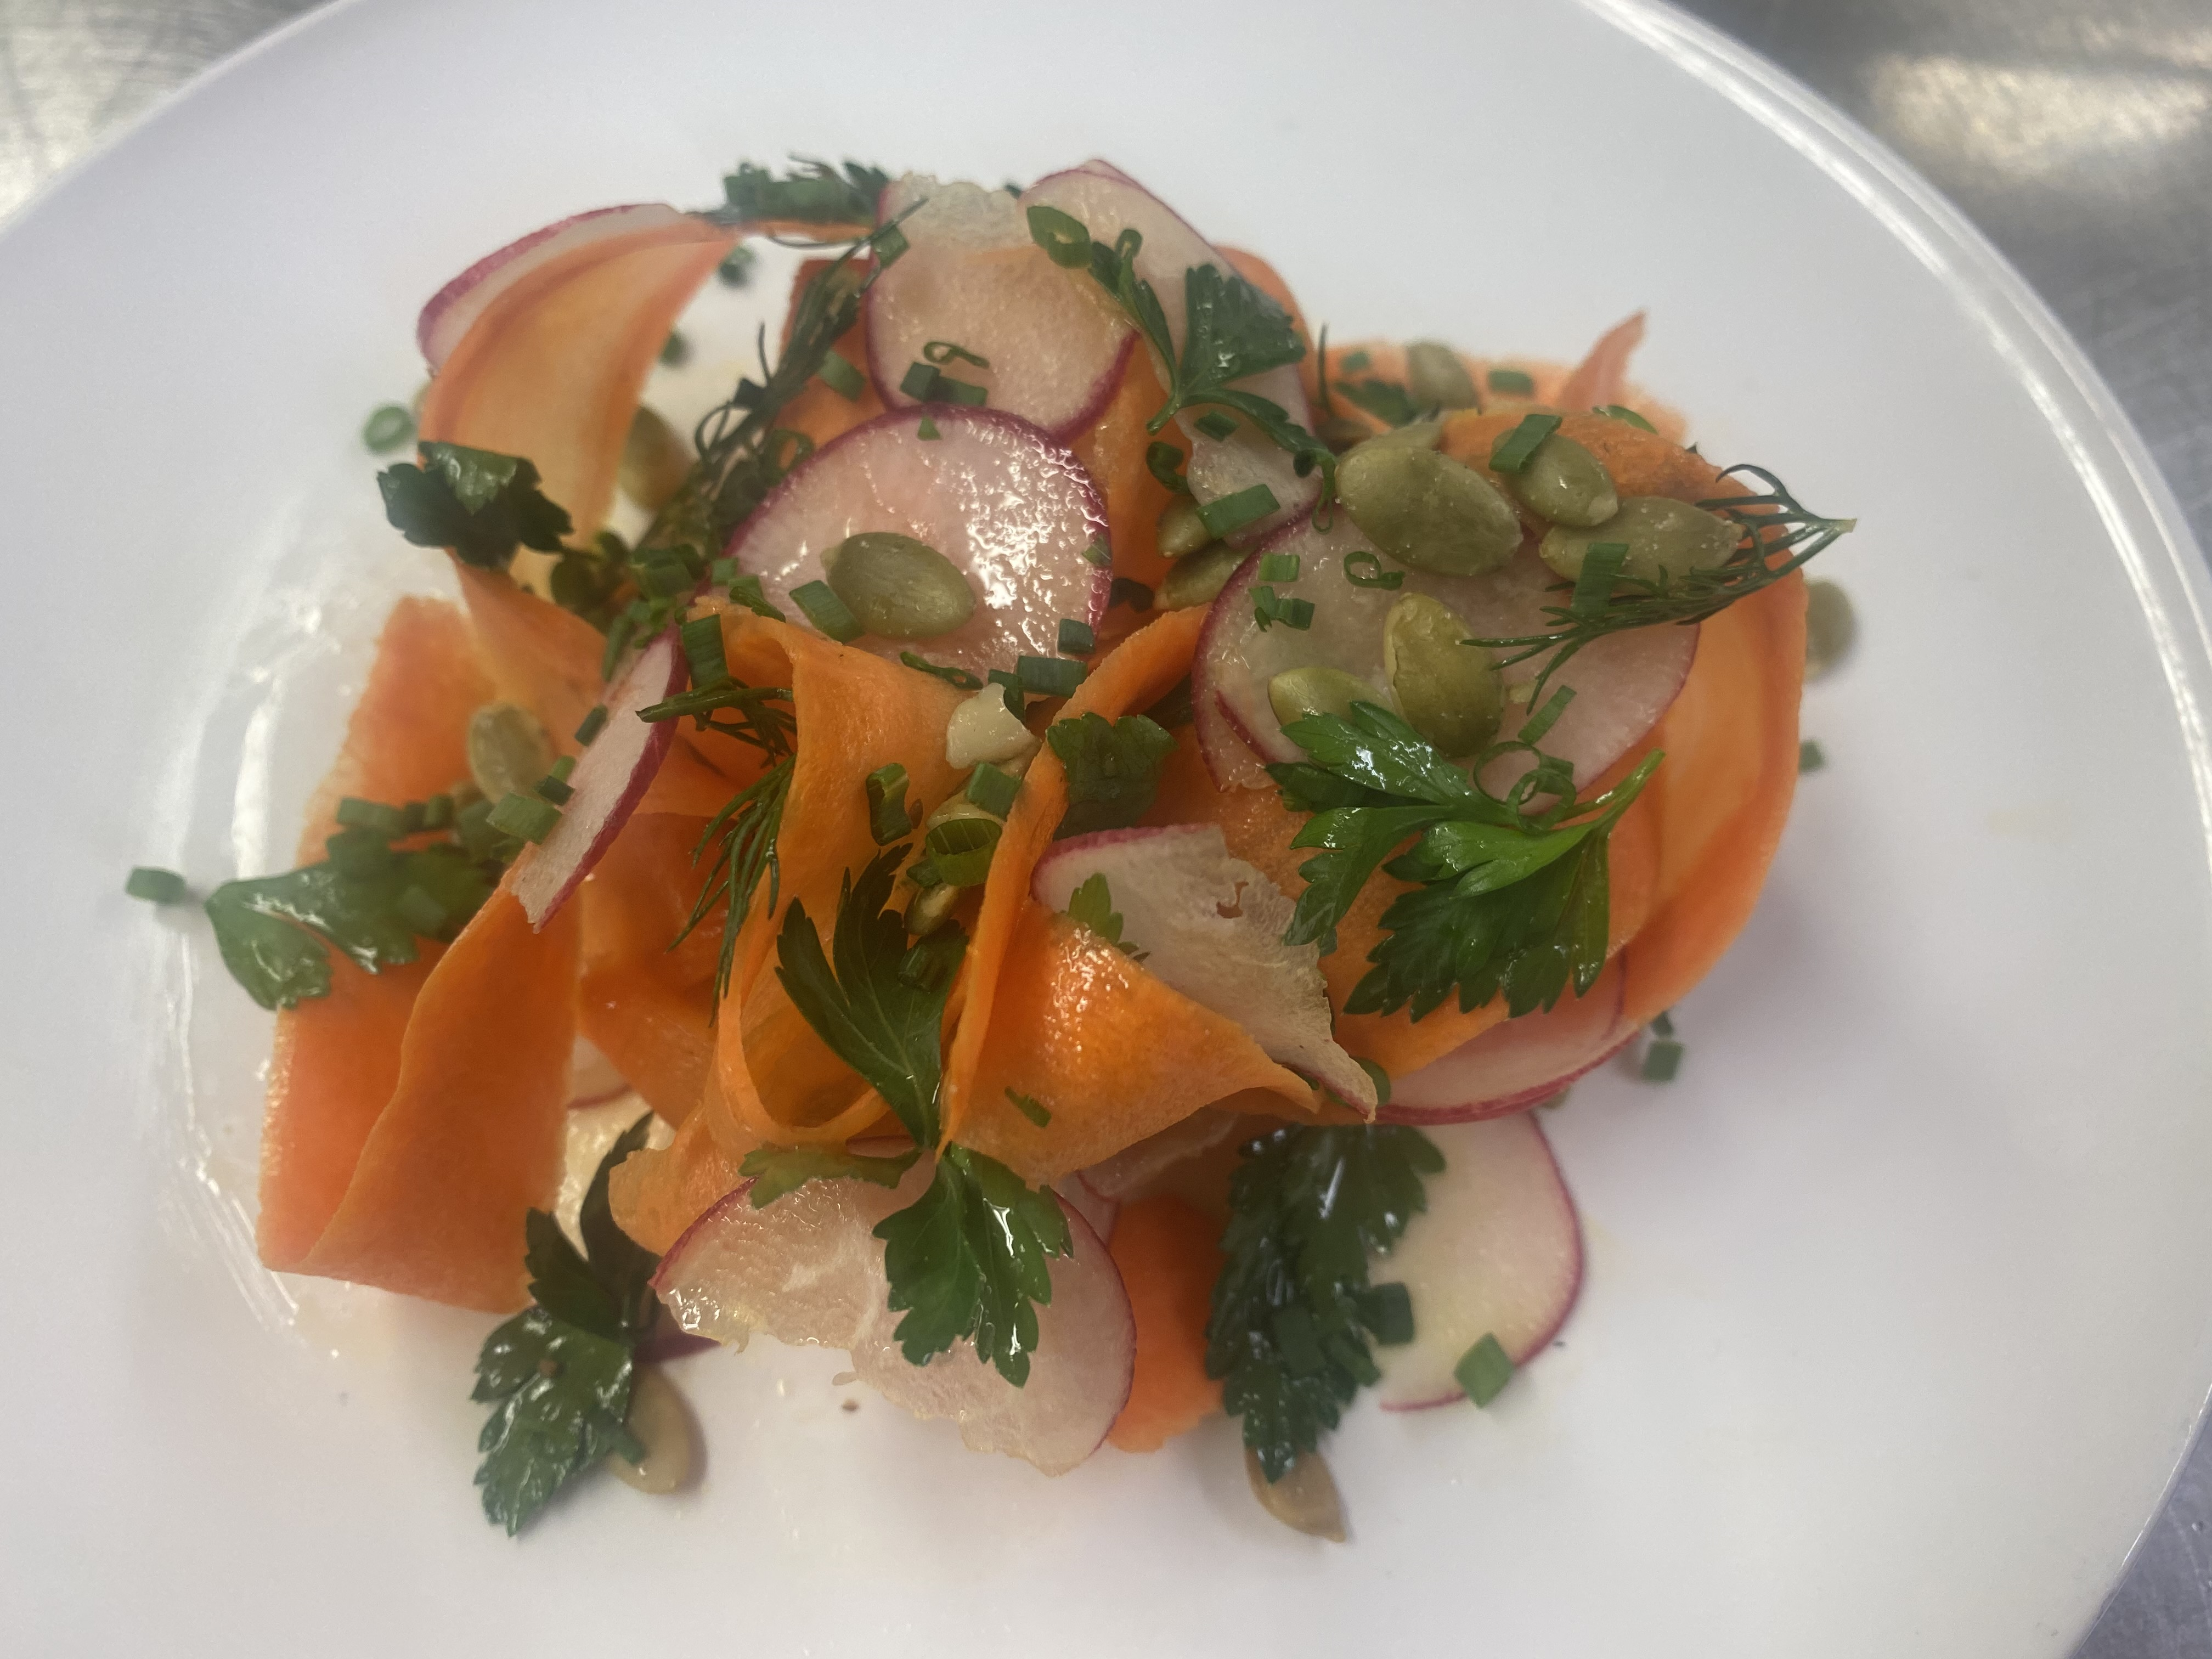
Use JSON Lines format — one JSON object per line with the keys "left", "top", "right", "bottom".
{"left": 131, "top": 157, "right": 1849, "bottom": 1538}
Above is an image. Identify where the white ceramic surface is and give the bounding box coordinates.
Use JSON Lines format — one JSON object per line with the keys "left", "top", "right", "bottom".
{"left": 3, "top": 1, "right": 2209, "bottom": 1654}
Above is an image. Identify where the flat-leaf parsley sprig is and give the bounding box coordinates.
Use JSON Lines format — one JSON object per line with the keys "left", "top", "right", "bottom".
{"left": 1269, "top": 702, "right": 1659, "bottom": 1021}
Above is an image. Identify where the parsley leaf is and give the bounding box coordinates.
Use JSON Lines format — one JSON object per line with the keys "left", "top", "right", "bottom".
{"left": 1064, "top": 871, "right": 1144, "bottom": 960}
{"left": 774, "top": 845, "right": 968, "bottom": 1148}
{"left": 378, "top": 442, "right": 572, "bottom": 572}
{"left": 472, "top": 1115, "right": 660, "bottom": 1534}
{"left": 1046, "top": 712, "right": 1176, "bottom": 839}
{"left": 1207, "top": 1124, "right": 1441, "bottom": 1481}
{"left": 1336, "top": 376, "right": 1422, "bottom": 428}
{"left": 740, "top": 1143, "right": 920, "bottom": 1207}
{"left": 720, "top": 157, "right": 890, "bottom": 225}
{"left": 874, "top": 1145, "right": 1073, "bottom": 1386}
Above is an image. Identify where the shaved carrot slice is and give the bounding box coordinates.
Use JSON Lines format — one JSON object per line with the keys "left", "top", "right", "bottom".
{"left": 578, "top": 812, "right": 718, "bottom": 1124}
{"left": 453, "top": 565, "right": 606, "bottom": 747}
{"left": 1071, "top": 348, "right": 1184, "bottom": 650}
{"left": 1107, "top": 1194, "right": 1224, "bottom": 1452}
{"left": 637, "top": 735, "right": 749, "bottom": 819}
{"left": 608, "top": 1108, "right": 750, "bottom": 1256}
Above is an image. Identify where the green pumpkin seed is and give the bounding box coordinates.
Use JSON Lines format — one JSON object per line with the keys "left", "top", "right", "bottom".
{"left": 822, "top": 532, "right": 976, "bottom": 640}
{"left": 1155, "top": 496, "right": 1212, "bottom": 558}
{"left": 1539, "top": 495, "right": 1740, "bottom": 584}
{"left": 1160, "top": 543, "right": 1245, "bottom": 610}
{"left": 1508, "top": 433, "right": 1618, "bottom": 528}
{"left": 1267, "top": 665, "right": 1380, "bottom": 730}
{"left": 1406, "top": 342, "right": 1480, "bottom": 411}
{"left": 1384, "top": 594, "right": 1502, "bottom": 758}
{"left": 1804, "top": 578, "right": 1856, "bottom": 678}
{"left": 466, "top": 702, "right": 557, "bottom": 804}
{"left": 1316, "top": 415, "right": 1376, "bottom": 454}
{"left": 1338, "top": 444, "right": 1520, "bottom": 577}
{"left": 1352, "top": 419, "right": 1444, "bottom": 453}
{"left": 620, "top": 405, "right": 692, "bottom": 514}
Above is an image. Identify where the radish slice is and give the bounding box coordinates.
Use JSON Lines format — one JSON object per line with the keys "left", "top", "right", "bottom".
{"left": 1380, "top": 961, "right": 1630, "bottom": 1124}
{"left": 1054, "top": 1176, "right": 1119, "bottom": 1245}
{"left": 566, "top": 1034, "right": 630, "bottom": 1109}
{"left": 1078, "top": 1107, "right": 1244, "bottom": 1204}
{"left": 653, "top": 1160, "right": 1134, "bottom": 1476}
{"left": 514, "top": 631, "right": 682, "bottom": 929}
{"left": 1373, "top": 1114, "right": 1582, "bottom": 1409}
{"left": 1020, "top": 164, "right": 1316, "bottom": 542}
{"left": 726, "top": 405, "right": 1110, "bottom": 677}
{"left": 1192, "top": 521, "right": 1696, "bottom": 792}
{"left": 866, "top": 176, "right": 1136, "bottom": 439}
{"left": 1032, "top": 825, "right": 1374, "bottom": 1110}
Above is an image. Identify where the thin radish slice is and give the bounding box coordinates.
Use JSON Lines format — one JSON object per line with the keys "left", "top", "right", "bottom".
{"left": 1078, "top": 1107, "right": 1244, "bottom": 1204}
{"left": 726, "top": 405, "right": 1109, "bottom": 677}
{"left": 867, "top": 175, "right": 1136, "bottom": 439}
{"left": 653, "top": 1159, "right": 1134, "bottom": 1476}
{"left": 1054, "top": 1176, "right": 1119, "bottom": 1245}
{"left": 1373, "top": 1114, "right": 1582, "bottom": 1410}
{"left": 1192, "top": 521, "right": 1696, "bottom": 793}
{"left": 1020, "top": 164, "right": 1316, "bottom": 542}
{"left": 514, "top": 631, "right": 682, "bottom": 929}
{"left": 1032, "top": 825, "right": 1374, "bottom": 1110}
{"left": 566, "top": 1033, "right": 630, "bottom": 1109}
{"left": 1380, "top": 960, "right": 1630, "bottom": 1124}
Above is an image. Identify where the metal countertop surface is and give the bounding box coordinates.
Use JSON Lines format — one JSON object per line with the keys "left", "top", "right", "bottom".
{"left": 3, "top": 1, "right": 2208, "bottom": 1652}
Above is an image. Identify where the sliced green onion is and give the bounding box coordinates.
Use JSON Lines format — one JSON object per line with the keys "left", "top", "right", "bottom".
{"left": 456, "top": 797, "right": 506, "bottom": 862}
{"left": 935, "top": 375, "right": 987, "bottom": 407}
{"left": 899, "top": 650, "right": 983, "bottom": 691}
{"left": 925, "top": 815, "right": 1002, "bottom": 886}
{"left": 635, "top": 548, "right": 693, "bottom": 599}
{"left": 1145, "top": 442, "right": 1188, "bottom": 494}
{"left": 1082, "top": 539, "right": 1111, "bottom": 568}
{"left": 419, "top": 793, "right": 454, "bottom": 831}
{"left": 715, "top": 245, "right": 756, "bottom": 288}
{"left": 1650, "top": 1009, "right": 1676, "bottom": 1039}
{"left": 125, "top": 866, "right": 187, "bottom": 904}
{"left": 325, "top": 826, "right": 395, "bottom": 877}
{"left": 1489, "top": 412, "right": 1564, "bottom": 474}
{"left": 1257, "top": 552, "right": 1300, "bottom": 584}
{"left": 899, "top": 362, "right": 941, "bottom": 400}
{"left": 1057, "top": 618, "right": 1096, "bottom": 656}
{"left": 1517, "top": 684, "right": 1577, "bottom": 744}
{"left": 967, "top": 762, "right": 1021, "bottom": 819}
{"left": 1571, "top": 543, "right": 1628, "bottom": 619}
{"left": 1109, "top": 577, "right": 1153, "bottom": 612}
{"left": 816, "top": 348, "right": 866, "bottom": 402}
{"left": 488, "top": 791, "right": 561, "bottom": 844}
{"left": 1252, "top": 586, "right": 1314, "bottom": 633}
{"left": 1017, "top": 654, "right": 1086, "bottom": 698}
{"left": 790, "top": 580, "right": 864, "bottom": 643}
{"left": 1006, "top": 1088, "right": 1052, "bottom": 1128}
{"left": 988, "top": 668, "right": 1025, "bottom": 717}
{"left": 1641, "top": 1038, "right": 1684, "bottom": 1082}
{"left": 574, "top": 705, "right": 610, "bottom": 746}
{"left": 865, "top": 763, "right": 915, "bottom": 845}
{"left": 659, "top": 330, "right": 691, "bottom": 368}
{"left": 1026, "top": 204, "right": 1090, "bottom": 267}
{"left": 1355, "top": 1057, "right": 1391, "bottom": 1106}
{"left": 335, "top": 797, "right": 407, "bottom": 837}
{"left": 535, "top": 765, "right": 575, "bottom": 806}
{"left": 1197, "top": 483, "right": 1279, "bottom": 539}
{"left": 1798, "top": 739, "right": 1827, "bottom": 773}
{"left": 916, "top": 416, "right": 941, "bottom": 441}
{"left": 396, "top": 884, "right": 448, "bottom": 935}
{"left": 1340, "top": 349, "right": 1373, "bottom": 373}
{"left": 1597, "top": 403, "right": 1656, "bottom": 432}
{"left": 362, "top": 404, "right": 415, "bottom": 454}
{"left": 1343, "top": 550, "right": 1404, "bottom": 590}
{"left": 1455, "top": 1333, "right": 1515, "bottom": 1406}
{"left": 923, "top": 340, "right": 990, "bottom": 368}
{"left": 1486, "top": 367, "right": 1535, "bottom": 396}
{"left": 599, "top": 612, "right": 637, "bottom": 683}
{"left": 1194, "top": 410, "right": 1238, "bottom": 441}
{"left": 726, "top": 572, "right": 785, "bottom": 619}
{"left": 1361, "top": 1281, "right": 1414, "bottom": 1346}
{"left": 872, "top": 222, "right": 910, "bottom": 268}
{"left": 680, "top": 614, "right": 729, "bottom": 687}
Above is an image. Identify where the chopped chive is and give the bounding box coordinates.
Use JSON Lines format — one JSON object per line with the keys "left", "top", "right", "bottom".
{"left": 916, "top": 416, "right": 941, "bottom": 441}
{"left": 1455, "top": 1333, "right": 1515, "bottom": 1406}
{"left": 575, "top": 705, "right": 610, "bottom": 746}
{"left": 709, "top": 556, "right": 737, "bottom": 585}
{"left": 488, "top": 791, "right": 561, "bottom": 844}
{"left": 1025, "top": 203, "right": 1090, "bottom": 267}
{"left": 1251, "top": 586, "right": 1314, "bottom": 633}
{"left": 1361, "top": 1281, "right": 1415, "bottom": 1346}
{"left": 1343, "top": 549, "right": 1404, "bottom": 590}
{"left": 1489, "top": 412, "right": 1564, "bottom": 474}
{"left": 872, "top": 222, "right": 910, "bottom": 268}
{"left": 1355, "top": 1056, "right": 1391, "bottom": 1106}
{"left": 396, "top": 884, "right": 448, "bottom": 935}
{"left": 456, "top": 797, "right": 507, "bottom": 862}
{"left": 1517, "top": 684, "right": 1577, "bottom": 744}
{"left": 419, "top": 793, "right": 454, "bottom": 831}
{"left": 935, "top": 375, "right": 987, "bottom": 407}
{"left": 1194, "top": 410, "right": 1238, "bottom": 441}
{"left": 680, "top": 614, "right": 729, "bottom": 687}
{"left": 599, "top": 612, "right": 638, "bottom": 682}
{"left": 925, "top": 815, "right": 1002, "bottom": 887}
{"left": 790, "top": 580, "right": 864, "bottom": 643}
{"left": 1196, "top": 483, "right": 1280, "bottom": 539}
{"left": 1798, "top": 738, "right": 1827, "bottom": 773}
{"left": 1570, "top": 543, "right": 1628, "bottom": 618}
{"left": 1081, "top": 539, "right": 1110, "bottom": 568}
{"left": 1109, "top": 577, "right": 1153, "bottom": 612}
{"left": 967, "top": 762, "right": 1021, "bottom": 818}
{"left": 535, "top": 770, "right": 574, "bottom": 806}
{"left": 987, "top": 668, "right": 1025, "bottom": 717}
{"left": 125, "top": 866, "right": 187, "bottom": 904}
{"left": 907, "top": 858, "right": 943, "bottom": 890}
{"left": 865, "top": 763, "right": 915, "bottom": 845}
{"left": 1597, "top": 403, "right": 1657, "bottom": 432}
{"left": 1486, "top": 367, "right": 1536, "bottom": 396}
{"left": 899, "top": 361, "right": 941, "bottom": 401}
{"left": 325, "top": 827, "right": 394, "bottom": 878}
{"left": 715, "top": 244, "right": 756, "bottom": 288}
{"left": 400, "top": 799, "right": 428, "bottom": 834}
{"left": 335, "top": 797, "right": 408, "bottom": 837}
{"left": 635, "top": 548, "right": 693, "bottom": 599}
{"left": 816, "top": 348, "right": 866, "bottom": 402}
{"left": 1017, "top": 654, "right": 1086, "bottom": 698}
{"left": 899, "top": 651, "right": 984, "bottom": 691}
{"left": 1144, "top": 442, "right": 1188, "bottom": 494}
{"left": 659, "top": 330, "right": 691, "bottom": 368}
{"left": 362, "top": 404, "right": 414, "bottom": 454}
{"left": 548, "top": 755, "right": 577, "bottom": 783}
{"left": 1257, "top": 552, "right": 1300, "bottom": 584}
{"left": 1641, "top": 1037, "right": 1685, "bottom": 1082}
{"left": 923, "top": 340, "right": 990, "bottom": 368}
{"left": 725, "top": 572, "right": 785, "bottom": 619}
{"left": 1006, "top": 1088, "right": 1052, "bottom": 1128}
{"left": 1650, "top": 1009, "right": 1676, "bottom": 1039}
{"left": 1340, "top": 349, "right": 1372, "bottom": 374}
{"left": 1057, "top": 618, "right": 1096, "bottom": 656}
{"left": 1272, "top": 1306, "right": 1326, "bottom": 1376}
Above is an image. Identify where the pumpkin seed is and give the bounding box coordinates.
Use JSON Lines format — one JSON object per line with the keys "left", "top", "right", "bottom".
{"left": 1507, "top": 432, "right": 1617, "bottom": 528}
{"left": 822, "top": 532, "right": 976, "bottom": 640}
{"left": 905, "top": 879, "right": 964, "bottom": 936}
{"left": 619, "top": 405, "right": 692, "bottom": 514}
{"left": 1245, "top": 1445, "right": 1346, "bottom": 1542}
{"left": 1338, "top": 444, "right": 1519, "bottom": 577}
{"left": 1383, "top": 593, "right": 1502, "bottom": 758}
{"left": 1160, "top": 543, "right": 1245, "bottom": 610}
{"left": 1539, "top": 494, "right": 1740, "bottom": 584}
{"left": 604, "top": 1366, "right": 695, "bottom": 1496}
{"left": 1267, "top": 664, "right": 1380, "bottom": 730}
{"left": 1155, "top": 496, "right": 1212, "bottom": 558}
{"left": 1804, "top": 578, "right": 1856, "bottom": 678}
{"left": 1406, "top": 341, "right": 1480, "bottom": 411}
{"left": 466, "top": 702, "right": 557, "bottom": 804}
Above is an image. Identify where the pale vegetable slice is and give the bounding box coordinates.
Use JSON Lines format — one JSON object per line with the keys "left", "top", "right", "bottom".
{"left": 1372, "top": 1114, "right": 1583, "bottom": 1409}
{"left": 1078, "top": 1108, "right": 1244, "bottom": 1204}
{"left": 1031, "top": 825, "right": 1374, "bottom": 1110}
{"left": 1380, "top": 960, "right": 1630, "bottom": 1123}
{"left": 725, "top": 405, "right": 1110, "bottom": 676}
{"left": 653, "top": 1158, "right": 1134, "bottom": 1476}
{"left": 866, "top": 174, "right": 1136, "bottom": 438}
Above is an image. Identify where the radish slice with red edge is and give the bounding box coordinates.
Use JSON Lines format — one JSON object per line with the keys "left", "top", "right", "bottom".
{"left": 1380, "top": 960, "right": 1630, "bottom": 1124}
{"left": 1192, "top": 520, "right": 1696, "bottom": 793}
{"left": 1373, "top": 1114, "right": 1582, "bottom": 1409}
{"left": 1078, "top": 1107, "right": 1244, "bottom": 1205}
{"left": 1054, "top": 1177, "right": 1118, "bottom": 1245}
{"left": 566, "top": 1034, "right": 630, "bottom": 1109}
{"left": 866, "top": 176, "right": 1136, "bottom": 439}
{"left": 1032, "top": 825, "right": 1374, "bottom": 1111}
{"left": 726, "top": 405, "right": 1109, "bottom": 678}
{"left": 1020, "top": 163, "right": 1316, "bottom": 543}
{"left": 514, "top": 630, "right": 682, "bottom": 929}
{"left": 653, "top": 1158, "right": 1133, "bottom": 1475}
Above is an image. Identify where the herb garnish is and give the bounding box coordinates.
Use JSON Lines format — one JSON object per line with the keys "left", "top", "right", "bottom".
{"left": 738, "top": 1142, "right": 920, "bottom": 1206}
{"left": 1065, "top": 871, "right": 1144, "bottom": 959}
{"left": 676, "top": 758, "right": 793, "bottom": 1007}
{"left": 718, "top": 157, "right": 890, "bottom": 228}
{"left": 1207, "top": 1124, "right": 1439, "bottom": 1481}
{"left": 378, "top": 442, "right": 572, "bottom": 572}
{"left": 472, "top": 1115, "right": 661, "bottom": 1534}
{"left": 1268, "top": 702, "right": 1658, "bottom": 1020}
{"left": 1045, "top": 712, "right": 1176, "bottom": 838}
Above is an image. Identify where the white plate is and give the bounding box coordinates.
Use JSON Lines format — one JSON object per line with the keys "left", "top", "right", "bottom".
{"left": 4, "top": 1, "right": 2209, "bottom": 1653}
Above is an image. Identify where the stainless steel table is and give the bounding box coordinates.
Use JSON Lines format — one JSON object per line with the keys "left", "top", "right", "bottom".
{"left": 4, "top": 1, "right": 2207, "bottom": 1651}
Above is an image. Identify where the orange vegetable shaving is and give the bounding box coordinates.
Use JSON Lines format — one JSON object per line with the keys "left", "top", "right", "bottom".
{"left": 608, "top": 1107, "right": 752, "bottom": 1257}
{"left": 1107, "top": 1195, "right": 1225, "bottom": 1452}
